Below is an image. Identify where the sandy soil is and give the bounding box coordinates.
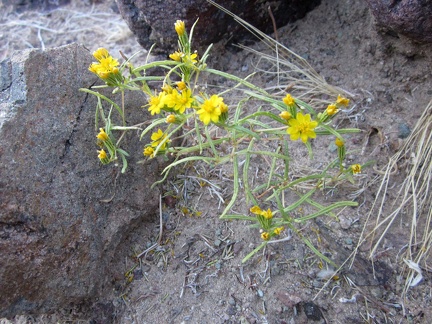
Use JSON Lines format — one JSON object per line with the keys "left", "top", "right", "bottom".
{"left": 1, "top": 0, "right": 431, "bottom": 323}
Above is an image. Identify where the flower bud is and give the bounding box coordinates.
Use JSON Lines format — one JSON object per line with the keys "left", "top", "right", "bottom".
{"left": 166, "top": 114, "right": 176, "bottom": 123}
{"left": 174, "top": 20, "right": 186, "bottom": 36}
{"left": 279, "top": 111, "right": 292, "bottom": 121}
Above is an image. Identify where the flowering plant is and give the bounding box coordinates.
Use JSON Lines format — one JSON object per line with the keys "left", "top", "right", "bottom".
{"left": 81, "top": 16, "right": 365, "bottom": 264}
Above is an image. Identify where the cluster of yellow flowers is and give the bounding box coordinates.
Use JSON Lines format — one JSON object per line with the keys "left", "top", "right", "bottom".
{"left": 279, "top": 93, "right": 351, "bottom": 144}
{"left": 86, "top": 18, "right": 365, "bottom": 251}
{"left": 96, "top": 128, "right": 116, "bottom": 164}
{"left": 88, "top": 48, "right": 124, "bottom": 87}
{"left": 146, "top": 83, "right": 195, "bottom": 115}
{"left": 143, "top": 129, "right": 171, "bottom": 158}
{"left": 145, "top": 82, "right": 228, "bottom": 126}
{"left": 250, "top": 206, "right": 285, "bottom": 241}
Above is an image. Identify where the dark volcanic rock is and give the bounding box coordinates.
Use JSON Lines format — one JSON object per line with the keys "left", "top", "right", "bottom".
{"left": 365, "top": 0, "right": 432, "bottom": 43}
{"left": 0, "top": 44, "right": 159, "bottom": 318}
{"left": 115, "top": 0, "right": 321, "bottom": 53}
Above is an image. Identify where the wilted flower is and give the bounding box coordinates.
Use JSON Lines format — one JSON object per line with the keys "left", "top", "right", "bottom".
{"left": 351, "top": 164, "right": 362, "bottom": 174}
{"left": 143, "top": 146, "right": 155, "bottom": 157}
{"left": 335, "top": 137, "right": 344, "bottom": 147}
{"left": 261, "top": 232, "right": 270, "bottom": 241}
{"left": 336, "top": 94, "right": 350, "bottom": 107}
{"left": 326, "top": 104, "right": 338, "bottom": 116}
{"left": 273, "top": 227, "right": 284, "bottom": 235}
{"left": 96, "top": 128, "right": 109, "bottom": 141}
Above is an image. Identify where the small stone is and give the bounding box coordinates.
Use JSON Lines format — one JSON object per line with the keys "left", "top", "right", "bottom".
{"left": 228, "top": 297, "right": 236, "bottom": 306}
{"left": 398, "top": 122, "right": 411, "bottom": 139}
{"left": 214, "top": 239, "right": 222, "bottom": 247}
{"left": 257, "top": 289, "right": 264, "bottom": 298}
{"left": 345, "top": 238, "right": 353, "bottom": 245}
{"left": 303, "top": 302, "right": 322, "bottom": 321}
{"left": 339, "top": 216, "right": 352, "bottom": 230}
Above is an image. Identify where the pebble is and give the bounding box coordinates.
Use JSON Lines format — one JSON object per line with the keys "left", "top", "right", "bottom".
{"left": 339, "top": 216, "right": 352, "bottom": 230}
{"left": 398, "top": 122, "right": 411, "bottom": 139}
{"left": 303, "top": 302, "right": 322, "bottom": 321}
{"left": 345, "top": 238, "right": 353, "bottom": 245}
{"left": 257, "top": 289, "right": 264, "bottom": 298}
{"left": 214, "top": 239, "right": 222, "bottom": 247}
{"left": 228, "top": 296, "right": 236, "bottom": 306}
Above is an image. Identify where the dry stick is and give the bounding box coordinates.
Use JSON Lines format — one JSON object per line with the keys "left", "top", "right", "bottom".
{"left": 267, "top": 6, "right": 279, "bottom": 43}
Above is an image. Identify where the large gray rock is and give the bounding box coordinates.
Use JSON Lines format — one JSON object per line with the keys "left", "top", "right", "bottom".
{"left": 115, "top": 0, "right": 321, "bottom": 53}
{"left": 0, "top": 44, "right": 159, "bottom": 319}
{"left": 365, "top": 0, "right": 432, "bottom": 43}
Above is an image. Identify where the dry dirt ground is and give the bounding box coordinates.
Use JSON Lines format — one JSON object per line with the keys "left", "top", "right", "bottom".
{"left": 1, "top": 0, "right": 431, "bottom": 323}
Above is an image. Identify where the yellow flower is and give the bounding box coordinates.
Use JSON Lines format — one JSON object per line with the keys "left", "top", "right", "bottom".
{"left": 279, "top": 111, "right": 292, "bottom": 121}
{"left": 98, "top": 149, "right": 107, "bottom": 160}
{"left": 351, "top": 164, "right": 362, "bottom": 174}
{"left": 146, "top": 92, "right": 166, "bottom": 115}
{"left": 261, "top": 208, "right": 273, "bottom": 220}
{"left": 286, "top": 112, "right": 318, "bottom": 143}
{"left": 273, "top": 227, "right": 284, "bottom": 235}
{"left": 166, "top": 114, "right": 176, "bottom": 123}
{"left": 151, "top": 129, "right": 170, "bottom": 149}
{"left": 185, "top": 52, "right": 198, "bottom": 64}
{"left": 196, "top": 94, "right": 225, "bottom": 125}
{"left": 336, "top": 95, "right": 350, "bottom": 107}
{"left": 143, "top": 146, "right": 155, "bottom": 157}
{"left": 165, "top": 88, "right": 194, "bottom": 114}
{"left": 261, "top": 232, "right": 270, "bottom": 241}
{"left": 169, "top": 51, "right": 183, "bottom": 62}
{"left": 176, "top": 81, "right": 187, "bottom": 91}
{"left": 174, "top": 20, "right": 186, "bottom": 36}
{"left": 161, "top": 83, "right": 174, "bottom": 94}
{"left": 250, "top": 206, "right": 263, "bottom": 215}
{"left": 335, "top": 137, "right": 345, "bottom": 147}
{"left": 326, "top": 104, "right": 338, "bottom": 116}
{"left": 97, "top": 149, "right": 109, "bottom": 164}
{"left": 89, "top": 56, "right": 120, "bottom": 79}
{"left": 283, "top": 94, "right": 295, "bottom": 106}
{"left": 96, "top": 128, "right": 109, "bottom": 141}
{"left": 93, "top": 48, "right": 110, "bottom": 61}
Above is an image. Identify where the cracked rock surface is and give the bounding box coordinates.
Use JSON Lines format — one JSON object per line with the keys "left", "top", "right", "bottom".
{"left": 0, "top": 43, "right": 159, "bottom": 318}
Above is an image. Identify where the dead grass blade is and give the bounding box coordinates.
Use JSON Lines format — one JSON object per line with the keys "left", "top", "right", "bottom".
{"left": 356, "top": 99, "right": 432, "bottom": 297}
{"left": 207, "top": 0, "right": 353, "bottom": 105}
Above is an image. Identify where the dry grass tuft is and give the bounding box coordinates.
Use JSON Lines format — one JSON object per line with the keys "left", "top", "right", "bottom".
{"left": 357, "top": 99, "right": 432, "bottom": 297}
{"left": 0, "top": 1, "right": 137, "bottom": 61}
{"left": 206, "top": 0, "right": 352, "bottom": 107}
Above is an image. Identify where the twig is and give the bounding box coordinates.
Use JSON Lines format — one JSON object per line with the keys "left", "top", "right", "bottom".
{"left": 267, "top": 6, "right": 279, "bottom": 43}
